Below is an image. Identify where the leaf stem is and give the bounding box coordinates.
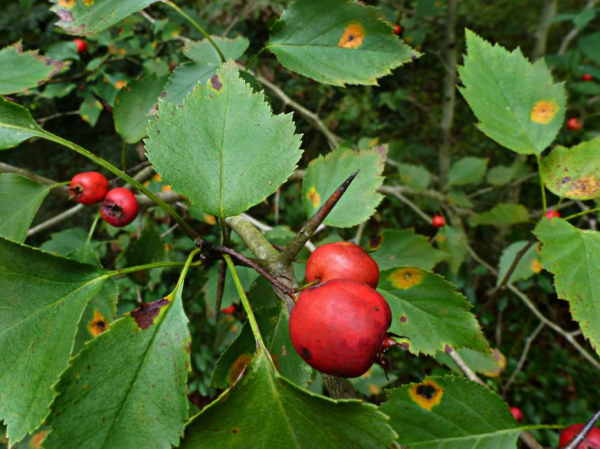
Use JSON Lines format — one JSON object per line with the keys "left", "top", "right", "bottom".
{"left": 50, "top": 180, "right": 71, "bottom": 188}
{"left": 163, "top": 0, "right": 226, "bottom": 63}
{"left": 106, "top": 259, "right": 201, "bottom": 278}
{"left": 175, "top": 248, "right": 201, "bottom": 290}
{"left": 121, "top": 141, "right": 127, "bottom": 172}
{"left": 245, "top": 46, "right": 267, "bottom": 71}
{"left": 536, "top": 155, "right": 547, "bottom": 212}
{"left": 87, "top": 211, "right": 102, "bottom": 245}
{"left": 563, "top": 206, "right": 600, "bottom": 221}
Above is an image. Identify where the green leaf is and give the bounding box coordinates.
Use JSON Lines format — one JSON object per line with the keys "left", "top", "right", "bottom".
{"left": 211, "top": 304, "right": 312, "bottom": 389}
{"left": 379, "top": 376, "right": 520, "bottom": 448}
{"left": 0, "top": 238, "right": 107, "bottom": 443}
{"left": 469, "top": 203, "right": 530, "bottom": 227}
{"left": 125, "top": 225, "right": 165, "bottom": 285}
{"left": 496, "top": 241, "right": 541, "bottom": 287}
{"left": 45, "top": 262, "right": 193, "bottom": 449}
{"left": 164, "top": 36, "right": 250, "bottom": 104}
{"left": 541, "top": 138, "right": 600, "bottom": 200}
{"left": 203, "top": 263, "right": 259, "bottom": 316}
{"left": 487, "top": 164, "right": 515, "bottom": 186}
{"left": 267, "top": 0, "right": 418, "bottom": 86}
{"left": 579, "top": 32, "right": 600, "bottom": 65}
{"left": 113, "top": 74, "right": 168, "bottom": 143}
{"left": 369, "top": 229, "right": 446, "bottom": 271}
{"left": 51, "top": 0, "right": 158, "bottom": 35}
{"left": 435, "top": 225, "right": 468, "bottom": 274}
{"left": 398, "top": 163, "right": 432, "bottom": 191}
{"left": 0, "top": 97, "right": 46, "bottom": 149}
{"left": 448, "top": 157, "right": 488, "bottom": 186}
{"left": 0, "top": 174, "right": 50, "bottom": 242}
{"left": 183, "top": 350, "right": 397, "bottom": 448}
{"left": 302, "top": 146, "right": 386, "bottom": 227}
{"left": 436, "top": 348, "right": 507, "bottom": 378}
{"left": 378, "top": 268, "right": 489, "bottom": 355}
{"left": 40, "top": 228, "right": 90, "bottom": 255}
{"left": 534, "top": 218, "right": 600, "bottom": 356}
{"left": 146, "top": 62, "right": 302, "bottom": 219}
{"left": 458, "top": 30, "right": 566, "bottom": 155}
{"left": 349, "top": 364, "right": 396, "bottom": 397}
{"left": 0, "top": 42, "right": 67, "bottom": 94}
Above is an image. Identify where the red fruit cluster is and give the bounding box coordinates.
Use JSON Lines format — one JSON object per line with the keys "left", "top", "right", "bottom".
{"left": 70, "top": 172, "right": 139, "bottom": 227}
{"left": 559, "top": 423, "right": 600, "bottom": 448}
{"left": 290, "top": 242, "right": 393, "bottom": 378}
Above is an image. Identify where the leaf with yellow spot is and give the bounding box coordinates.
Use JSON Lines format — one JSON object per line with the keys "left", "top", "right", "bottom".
{"left": 338, "top": 23, "right": 365, "bottom": 49}
{"left": 378, "top": 268, "right": 489, "bottom": 355}
{"left": 380, "top": 376, "right": 521, "bottom": 447}
{"left": 459, "top": 30, "right": 566, "bottom": 155}
{"left": 370, "top": 229, "right": 446, "bottom": 271}
{"left": 496, "top": 240, "right": 541, "bottom": 287}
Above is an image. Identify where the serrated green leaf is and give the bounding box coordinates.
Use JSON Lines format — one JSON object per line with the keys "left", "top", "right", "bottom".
{"left": 40, "top": 228, "right": 90, "bottom": 255}
{"left": 534, "top": 218, "right": 600, "bottom": 356}
{"left": 79, "top": 90, "right": 102, "bottom": 127}
{"left": 0, "top": 238, "right": 107, "bottom": 443}
{"left": 267, "top": 0, "right": 418, "bottom": 86}
{"left": 302, "top": 146, "right": 386, "bottom": 227}
{"left": 541, "top": 138, "right": 600, "bottom": 200}
{"left": 469, "top": 203, "right": 530, "bottom": 227}
{"left": 369, "top": 229, "right": 446, "bottom": 271}
{"left": 113, "top": 74, "right": 168, "bottom": 143}
{"left": 398, "top": 163, "right": 432, "bottom": 191}
{"left": 496, "top": 241, "right": 541, "bottom": 287}
{"left": 0, "top": 42, "right": 67, "bottom": 94}
{"left": 0, "top": 97, "right": 46, "bottom": 149}
{"left": 0, "top": 174, "right": 50, "bottom": 242}
{"left": 458, "top": 30, "right": 566, "bottom": 155}
{"left": 45, "top": 261, "right": 193, "bottom": 449}
{"left": 448, "top": 157, "right": 488, "bottom": 186}
{"left": 380, "top": 376, "right": 520, "bottom": 448}
{"left": 146, "top": 62, "right": 302, "bottom": 219}
{"left": 165, "top": 36, "right": 250, "bottom": 104}
{"left": 378, "top": 267, "right": 489, "bottom": 355}
{"left": 51, "top": 0, "right": 157, "bottom": 35}
{"left": 183, "top": 350, "right": 397, "bottom": 448}
{"left": 435, "top": 225, "right": 468, "bottom": 274}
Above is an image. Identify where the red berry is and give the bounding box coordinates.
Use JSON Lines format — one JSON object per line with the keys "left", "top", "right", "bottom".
{"left": 393, "top": 24, "right": 402, "bottom": 35}
{"left": 567, "top": 118, "right": 583, "bottom": 132}
{"left": 432, "top": 215, "right": 446, "bottom": 228}
{"left": 546, "top": 209, "right": 561, "bottom": 220}
{"left": 306, "top": 242, "right": 380, "bottom": 288}
{"left": 559, "top": 423, "right": 600, "bottom": 448}
{"left": 221, "top": 304, "right": 237, "bottom": 315}
{"left": 510, "top": 407, "right": 524, "bottom": 423}
{"left": 582, "top": 74, "right": 593, "bottom": 82}
{"left": 69, "top": 172, "right": 109, "bottom": 205}
{"left": 289, "top": 279, "right": 392, "bottom": 378}
{"left": 100, "top": 188, "right": 139, "bottom": 227}
{"left": 73, "top": 38, "right": 87, "bottom": 54}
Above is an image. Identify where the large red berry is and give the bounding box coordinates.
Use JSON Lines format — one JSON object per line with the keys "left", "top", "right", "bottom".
{"left": 582, "top": 74, "right": 593, "bottom": 81}
{"left": 510, "top": 407, "right": 524, "bottom": 423}
{"left": 432, "top": 214, "right": 446, "bottom": 228}
{"left": 567, "top": 118, "right": 583, "bottom": 132}
{"left": 559, "top": 423, "right": 600, "bottom": 448}
{"left": 100, "top": 188, "right": 139, "bottom": 227}
{"left": 73, "top": 38, "right": 87, "bottom": 54}
{"left": 70, "top": 172, "right": 109, "bottom": 205}
{"left": 306, "top": 242, "right": 380, "bottom": 288}
{"left": 289, "top": 279, "right": 392, "bottom": 378}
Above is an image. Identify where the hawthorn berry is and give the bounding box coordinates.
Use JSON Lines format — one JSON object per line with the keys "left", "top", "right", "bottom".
{"left": 69, "top": 172, "right": 109, "bottom": 205}
{"left": 432, "top": 214, "right": 446, "bottom": 228}
{"left": 306, "top": 241, "right": 380, "bottom": 288}
{"left": 582, "top": 74, "right": 593, "bottom": 82}
{"left": 559, "top": 423, "right": 600, "bottom": 448}
{"left": 73, "top": 38, "right": 87, "bottom": 54}
{"left": 567, "top": 118, "right": 583, "bottom": 132}
{"left": 393, "top": 24, "right": 402, "bottom": 35}
{"left": 100, "top": 188, "right": 139, "bottom": 227}
{"left": 289, "top": 279, "right": 392, "bottom": 378}
{"left": 545, "top": 209, "right": 561, "bottom": 220}
{"left": 510, "top": 407, "right": 524, "bottom": 423}
{"left": 221, "top": 304, "right": 237, "bottom": 315}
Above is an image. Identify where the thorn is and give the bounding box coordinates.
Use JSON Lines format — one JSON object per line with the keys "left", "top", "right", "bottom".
{"left": 90, "top": 90, "right": 113, "bottom": 114}
{"left": 564, "top": 411, "right": 600, "bottom": 449}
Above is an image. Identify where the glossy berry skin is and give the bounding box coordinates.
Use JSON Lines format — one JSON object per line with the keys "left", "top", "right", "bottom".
{"left": 289, "top": 279, "right": 392, "bottom": 378}
{"left": 393, "top": 24, "right": 402, "bottom": 35}
{"left": 559, "top": 423, "right": 600, "bottom": 448}
{"left": 432, "top": 214, "right": 446, "bottom": 228}
{"left": 100, "top": 188, "right": 139, "bottom": 227}
{"left": 306, "top": 242, "right": 380, "bottom": 288}
{"left": 510, "top": 407, "right": 524, "bottom": 423}
{"left": 70, "top": 172, "right": 109, "bottom": 205}
{"left": 567, "top": 118, "right": 583, "bottom": 132}
{"left": 582, "top": 74, "right": 593, "bottom": 81}
{"left": 73, "top": 38, "right": 87, "bottom": 54}
{"left": 546, "top": 209, "right": 561, "bottom": 220}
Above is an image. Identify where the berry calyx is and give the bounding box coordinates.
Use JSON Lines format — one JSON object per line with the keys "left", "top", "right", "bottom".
{"left": 582, "top": 74, "right": 594, "bottom": 82}
{"left": 567, "top": 118, "right": 583, "bottom": 132}
{"left": 559, "top": 423, "right": 600, "bottom": 448}
{"left": 73, "top": 38, "right": 87, "bottom": 54}
{"left": 306, "top": 241, "right": 380, "bottom": 288}
{"left": 432, "top": 214, "right": 446, "bottom": 228}
{"left": 100, "top": 188, "right": 139, "bottom": 227}
{"left": 69, "top": 172, "right": 109, "bottom": 205}
{"left": 510, "top": 407, "right": 524, "bottom": 423}
{"left": 393, "top": 24, "right": 402, "bottom": 35}
{"left": 545, "top": 209, "right": 561, "bottom": 220}
{"left": 289, "top": 279, "right": 392, "bottom": 378}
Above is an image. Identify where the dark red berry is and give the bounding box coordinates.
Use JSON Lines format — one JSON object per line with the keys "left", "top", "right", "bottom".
{"left": 432, "top": 215, "right": 446, "bottom": 228}
{"left": 582, "top": 74, "right": 593, "bottom": 81}
{"left": 221, "top": 304, "right": 237, "bottom": 315}
{"left": 567, "top": 118, "right": 582, "bottom": 131}
{"left": 73, "top": 38, "right": 87, "bottom": 54}
{"left": 393, "top": 24, "right": 402, "bottom": 35}
{"left": 70, "top": 172, "right": 109, "bottom": 205}
{"left": 100, "top": 188, "right": 139, "bottom": 227}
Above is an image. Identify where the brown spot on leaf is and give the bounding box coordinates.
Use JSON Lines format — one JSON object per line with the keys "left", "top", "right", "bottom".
{"left": 29, "top": 430, "right": 47, "bottom": 448}
{"left": 369, "top": 234, "right": 383, "bottom": 251}
{"left": 409, "top": 379, "right": 444, "bottom": 411}
{"left": 131, "top": 298, "right": 169, "bottom": 330}
{"left": 400, "top": 315, "right": 408, "bottom": 323}
{"left": 231, "top": 427, "right": 240, "bottom": 434}
{"left": 567, "top": 175, "right": 600, "bottom": 199}
{"left": 228, "top": 354, "right": 253, "bottom": 385}
{"left": 306, "top": 186, "right": 321, "bottom": 208}
{"left": 210, "top": 74, "right": 222, "bottom": 91}
{"left": 88, "top": 310, "right": 109, "bottom": 337}
{"left": 55, "top": 9, "right": 74, "bottom": 22}
{"left": 338, "top": 23, "right": 365, "bottom": 49}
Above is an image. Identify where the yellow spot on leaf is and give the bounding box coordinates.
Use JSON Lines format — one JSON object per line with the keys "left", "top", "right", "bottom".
{"left": 409, "top": 380, "right": 444, "bottom": 411}
{"left": 531, "top": 259, "right": 542, "bottom": 274}
{"left": 387, "top": 268, "right": 423, "bottom": 290}
{"left": 338, "top": 23, "right": 365, "bottom": 49}
{"left": 88, "top": 310, "right": 109, "bottom": 337}
{"left": 29, "top": 430, "right": 47, "bottom": 448}
{"left": 369, "top": 384, "right": 381, "bottom": 395}
{"left": 118, "top": 48, "right": 126, "bottom": 56}
{"left": 81, "top": 114, "right": 90, "bottom": 123}
{"left": 84, "top": 0, "right": 95, "bottom": 6}
{"left": 228, "top": 354, "right": 253, "bottom": 385}
{"left": 435, "top": 234, "right": 446, "bottom": 243}
{"left": 567, "top": 175, "right": 600, "bottom": 198}
{"left": 161, "top": 184, "right": 172, "bottom": 193}
{"left": 58, "top": 0, "right": 75, "bottom": 8}
{"left": 480, "top": 348, "right": 506, "bottom": 378}
{"left": 307, "top": 186, "right": 321, "bottom": 208}
{"left": 114, "top": 80, "right": 126, "bottom": 90}
{"left": 530, "top": 100, "right": 559, "bottom": 125}
{"left": 204, "top": 214, "right": 217, "bottom": 225}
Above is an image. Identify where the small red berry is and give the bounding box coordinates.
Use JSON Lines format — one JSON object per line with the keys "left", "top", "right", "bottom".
{"left": 72, "top": 38, "right": 87, "bottom": 54}
{"left": 546, "top": 209, "right": 561, "bottom": 220}
{"left": 100, "top": 188, "right": 139, "bottom": 227}
{"left": 70, "top": 172, "right": 109, "bottom": 205}
{"left": 393, "top": 24, "right": 402, "bottom": 35}
{"left": 559, "top": 423, "right": 600, "bottom": 448}
{"left": 567, "top": 118, "right": 583, "bottom": 131}
{"left": 510, "top": 407, "right": 524, "bottom": 423}
{"left": 582, "top": 74, "right": 594, "bottom": 82}
{"left": 221, "top": 304, "right": 237, "bottom": 315}
{"left": 432, "top": 215, "right": 446, "bottom": 228}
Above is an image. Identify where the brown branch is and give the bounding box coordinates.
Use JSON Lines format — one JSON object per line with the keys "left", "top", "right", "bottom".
{"left": 214, "top": 260, "right": 227, "bottom": 321}
{"left": 564, "top": 411, "right": 600, "bottom": 449}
